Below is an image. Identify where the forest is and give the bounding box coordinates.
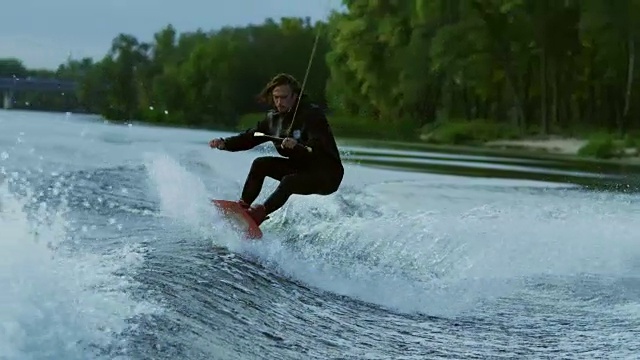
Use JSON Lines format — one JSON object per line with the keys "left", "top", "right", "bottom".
{"left": 2, "top": 0, "right": 639, "bottom": 155}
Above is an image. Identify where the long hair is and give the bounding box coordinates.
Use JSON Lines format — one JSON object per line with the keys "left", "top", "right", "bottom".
{"left": 256, "top": 73, "right": 303, "bottom": 106}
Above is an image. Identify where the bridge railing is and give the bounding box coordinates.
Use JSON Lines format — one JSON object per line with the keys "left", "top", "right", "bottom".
{"left": 0, "top": 76, "right": 77, "bottom": 92}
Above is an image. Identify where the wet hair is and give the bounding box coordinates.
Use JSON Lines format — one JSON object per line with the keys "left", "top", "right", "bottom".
{"left": 257, "top": 73, "right": 303, "bottom": 105}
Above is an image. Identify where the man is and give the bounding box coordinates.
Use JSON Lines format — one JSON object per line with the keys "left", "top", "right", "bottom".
{"left": 209, "top": 73, "right": 344, "bottom": 226}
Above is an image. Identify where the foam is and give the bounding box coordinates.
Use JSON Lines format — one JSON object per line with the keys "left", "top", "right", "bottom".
{"left": 0, "top": 181, "right": 158, "bottom": 359}
{"left": 142, "top": 151, "right": 640, "bottom": 318}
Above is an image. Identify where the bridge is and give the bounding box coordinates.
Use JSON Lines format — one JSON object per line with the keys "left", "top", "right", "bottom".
{"left": 0, "top": 77, "right": 78, "bottom": 109}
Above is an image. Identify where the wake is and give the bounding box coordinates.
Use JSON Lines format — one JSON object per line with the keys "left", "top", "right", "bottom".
{"left": 0, "top": 178, "right": 158, "bottom": 359}
{"left": 143, "top": 152, "right": 640, "bottom": 318}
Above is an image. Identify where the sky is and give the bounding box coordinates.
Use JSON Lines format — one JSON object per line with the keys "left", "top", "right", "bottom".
{"left": 0, "top": 0, "right": 343, "bottom": 70}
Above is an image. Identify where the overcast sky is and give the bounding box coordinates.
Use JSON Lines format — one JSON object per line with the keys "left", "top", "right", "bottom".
{"left": 0, "top": 0, "right": 342, "bottom": 70}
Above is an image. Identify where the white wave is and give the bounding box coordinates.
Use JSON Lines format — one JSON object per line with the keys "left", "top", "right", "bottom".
{"left": 240, "top": 180, "right": 640, "bottom": 317}
{"left": 0, "top": 181, "right": 158, "bottom": 359}
{"left": 142, "top": 152, "right": 249, "bottom": 250}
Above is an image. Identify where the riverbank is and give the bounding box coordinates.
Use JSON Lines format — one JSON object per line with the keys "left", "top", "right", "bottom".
{"left": 231, "top": 113, "right": 639, "bottom": 164}
{"left": 484, "top": 137, "right": 588, "bottom": 155}
{"left": 413, "top": 119, "right": 640, "bottom": 165}
{"left": 93, "top": 111, "right": 640, "bottom": 168}
{"left": 484, "top": 138, "right": 640, "bottom": 169}
{"left": 483, "top": 136, "right": 640, "bottom": 165}
{"left": 342, "top": 136, "right": 640, "bottom": 170}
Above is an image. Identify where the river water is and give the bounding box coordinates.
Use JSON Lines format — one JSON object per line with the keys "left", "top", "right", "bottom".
{"left": 1, "top": 110, "right": 639, "bottom": 359}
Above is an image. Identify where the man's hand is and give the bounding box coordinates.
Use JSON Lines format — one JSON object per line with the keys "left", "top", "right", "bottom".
{"left": 281, "top": 137, "right": 298, "bottom": 149}
{"left": 209, "top": 138, "right": 225, "bottom": 149}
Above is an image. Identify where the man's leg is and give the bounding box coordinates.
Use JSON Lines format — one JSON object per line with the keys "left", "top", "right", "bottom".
{"left": 240, "top": 156, "right": 296, "bottom": 205}
{"left": 262, "top": 171, "right": 339, "bottom": 215}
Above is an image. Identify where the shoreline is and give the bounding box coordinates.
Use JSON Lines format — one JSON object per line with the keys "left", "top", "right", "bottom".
{"left": 120, "top": 116, "right": 640, "bottom": 168}
{"left": 483, "top": 138, "right": 640, "bottom": 166}
{"left": 8, "top": 108, "right": 639, "bottom": 168}
{"left": 342, "top": 137, "right": 640, "bottom": 168}
{"left": 483, "top": 138, "right": 588, "bottom": 155}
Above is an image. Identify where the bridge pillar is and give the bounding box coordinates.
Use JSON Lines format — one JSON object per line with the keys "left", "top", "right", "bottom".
{"left": 2, "top": 90, "right": 13, "bottom": 109}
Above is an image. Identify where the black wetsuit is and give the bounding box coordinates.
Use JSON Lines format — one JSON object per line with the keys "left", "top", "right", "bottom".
{"left": 222, "top": 100, "right": 344, "bottom": 215}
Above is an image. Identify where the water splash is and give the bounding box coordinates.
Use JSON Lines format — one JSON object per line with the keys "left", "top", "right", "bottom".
{"left": 241, "top": 181, "right": 640, "bottom": 317}
{"left": 0, "top": 180, "right": 158, "bottom": 359}
{"left": 143, "top": 152, "right": 248, "bottom": 250}
{"left": 140, "top": 151, "right": 640, "bottom": 319}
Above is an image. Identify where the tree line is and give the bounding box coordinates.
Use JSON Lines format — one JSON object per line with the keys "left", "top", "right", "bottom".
{"left": 3, "top": 0, "right": 640, "bottom": 140}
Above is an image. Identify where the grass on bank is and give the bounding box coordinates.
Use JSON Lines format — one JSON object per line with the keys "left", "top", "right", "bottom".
{"left": 237, "top": 113, "right": 640, "bottom": 160}
{"left": 424, "top": 121, "right": 640, "bottom": 160}
{"left": 238, "top": 114, "right": 518, "bottom": 143}
{"left": 237, "top": 112, "right": 418, "bottom": 140}
{"left": 576, "top": 133, "right": 640, "bottom": 159}
{"left": 418, "top": 118, "right": 520, "bottom": 144}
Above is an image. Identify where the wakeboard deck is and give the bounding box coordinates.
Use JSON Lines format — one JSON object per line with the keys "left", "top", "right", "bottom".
{"left": 211, "top": 199, "right": 263, "bottom": 240}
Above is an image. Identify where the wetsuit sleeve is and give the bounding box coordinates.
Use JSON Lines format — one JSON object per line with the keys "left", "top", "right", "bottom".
{"left": 299, "top": 108, "right": 333, "bottom": 155}
{"left": 222, "top": 116, "right": 271, "bottom": 152}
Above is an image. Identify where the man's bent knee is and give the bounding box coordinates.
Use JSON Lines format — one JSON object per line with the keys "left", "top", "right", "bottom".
{"left": 249, "top": 156, "right": 276, "bottom": 175}
{"left": 320, "top": 177, "right": 342, "bottom": 195}
{"left": 279, "top": 173, "right": 342, "bottom": 196}
{"left": 276, "top": 175, "right": 300, "bottom": 195}
{"left": 322, "top": 169, "right": 343, "bottom": 195}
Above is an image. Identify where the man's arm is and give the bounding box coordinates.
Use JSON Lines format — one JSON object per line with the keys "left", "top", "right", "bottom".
{"left": 221, "top": 115, "right": 271, "bottom": 152}
{"left": 300, "top": 107, "right": 333, "bottom": 154}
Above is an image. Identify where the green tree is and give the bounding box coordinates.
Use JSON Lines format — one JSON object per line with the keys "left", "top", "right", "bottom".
{"left": 11, "top": 0, "right": 640, "bottom": 144}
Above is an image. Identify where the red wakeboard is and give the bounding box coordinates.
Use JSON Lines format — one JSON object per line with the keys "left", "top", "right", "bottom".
{"left": 211, "top": 199, "right": 263, "bottom": 240}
